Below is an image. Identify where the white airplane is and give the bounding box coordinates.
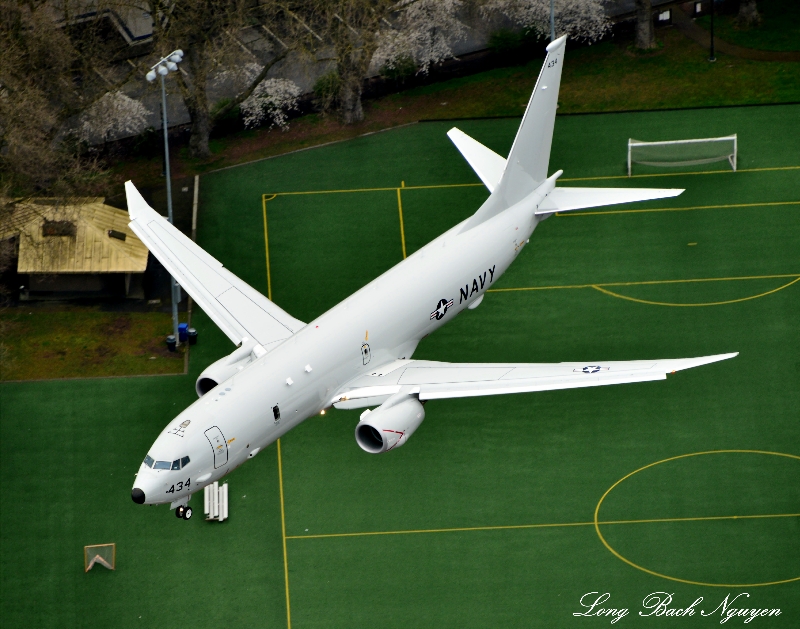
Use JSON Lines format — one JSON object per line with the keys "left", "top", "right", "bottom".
{"left": 127, "top": 36, "right": 736, "bottom": 519}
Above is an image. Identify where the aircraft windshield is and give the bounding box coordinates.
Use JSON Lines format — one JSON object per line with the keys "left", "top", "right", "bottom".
{"left": 170, "top": 456, "right": 191, "bottom": 470}
{"left": 144, "top": 455, "right": 190, "bottom": 470}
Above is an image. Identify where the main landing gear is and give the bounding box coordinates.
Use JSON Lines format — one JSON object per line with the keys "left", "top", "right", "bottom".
{"left": 175, "top": 505, "right": 193, "bottom": 520}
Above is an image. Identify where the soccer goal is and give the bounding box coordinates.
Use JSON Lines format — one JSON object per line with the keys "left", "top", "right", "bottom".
{"left": 84, "top": 543, "right": 115, "bottom": 572}
{"left": 628, "top": 134, "right": 737, "bottom": 176}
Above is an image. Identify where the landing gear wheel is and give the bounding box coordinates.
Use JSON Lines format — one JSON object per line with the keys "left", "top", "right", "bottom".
{"left": 175, "top": 505, "right": 185, "bottom": 519}
{"left": 182, "top": 506, "right": 193, "bottom": 520}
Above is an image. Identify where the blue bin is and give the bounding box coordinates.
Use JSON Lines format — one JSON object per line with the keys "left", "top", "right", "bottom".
{"left": 178, "top": 323, "right": 189, "bottom": 342}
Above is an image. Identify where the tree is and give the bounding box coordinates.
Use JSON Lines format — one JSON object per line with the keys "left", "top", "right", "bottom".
{"left": 1, "top": 1, "right": 135, "bottom": 200}
{"left": 736, "top": 0, "right": 760, "bottom": 28}
{"left": 633, "top": 0, "right": 656, "bottom": 50}
{"left": 482, "top": 0, "right": 609, "bottom": 43}
{"left": 298, "top": 0, "right": 468, "bottom": 124}
{"left": 144, "top": 0, "right": 301, "bottom": 158}
{"left": 77, "top": 90, "right": 151, "bottom": 144}
{"left": 240, "top": 76, "right": 303, "bottom": 129}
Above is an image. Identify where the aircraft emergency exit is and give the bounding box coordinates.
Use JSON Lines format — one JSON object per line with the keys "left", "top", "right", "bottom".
{"left": 127, "top": 36, "right": 736, "bottom": 519}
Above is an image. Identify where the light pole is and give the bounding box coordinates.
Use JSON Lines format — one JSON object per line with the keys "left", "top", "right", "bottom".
{"left": 550, "top": 0, "right": 555, "bottom": 41}
{"left": 709, "top": 0, "right": 716, "bottom": 62}
{"left": 146, "top": 50, "right": 183, "bottom": 346}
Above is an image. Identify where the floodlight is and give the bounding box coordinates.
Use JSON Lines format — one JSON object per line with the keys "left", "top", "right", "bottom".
{"left": 167, "top": 61, "right": 177, "bottom": 72}
{"left": 146, "top": 69, "right": 157, "bottom": 82}
{"left": 157, "top": 65, "right": 169, "bottom": 76}
{"left": 169, "top": 54, "right": 182, "bottom": 63}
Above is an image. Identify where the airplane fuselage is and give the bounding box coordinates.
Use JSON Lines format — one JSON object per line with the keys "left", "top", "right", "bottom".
{"left": 133, "top": 187, "right": 547, "bottom": 506}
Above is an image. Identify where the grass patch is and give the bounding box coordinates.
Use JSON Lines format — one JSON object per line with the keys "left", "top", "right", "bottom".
{"left": 0, "top": 307, "right": 185, "bottom": 381}
{"left": 696, "top": 0, "right": 800, "bottom": 52}
{"left": 2, "top": 104, "right": 799, "bottom": 629}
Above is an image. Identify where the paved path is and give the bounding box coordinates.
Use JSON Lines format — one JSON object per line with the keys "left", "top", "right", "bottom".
{"left": 671, "top": 5, "right": 800, "bottom": 62}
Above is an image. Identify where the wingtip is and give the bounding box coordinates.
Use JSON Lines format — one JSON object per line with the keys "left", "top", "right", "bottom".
{"left": 675, "top": 352, "right": 739, "bottom": 372}
{"left": 124, "top": 180, "right": 150, "bottom": 221}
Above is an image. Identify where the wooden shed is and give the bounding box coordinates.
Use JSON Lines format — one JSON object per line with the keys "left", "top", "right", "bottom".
{"left": 0, "top": 198, "right": 149, "bottom": 299}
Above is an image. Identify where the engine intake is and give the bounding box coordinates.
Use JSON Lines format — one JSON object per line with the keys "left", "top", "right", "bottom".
{"left": 355, "top": 395, "right": 425, "bottom": 454}
{"left": 195, "top": 339, "right": 265, "bottom": 397}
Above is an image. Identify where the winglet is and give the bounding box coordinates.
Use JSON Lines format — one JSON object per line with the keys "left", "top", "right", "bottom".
{"left": 125, "top": 180, "right": 160, "bottom": 222}
{"left": 667, "top": 352, "right": 738, "bottom": 373}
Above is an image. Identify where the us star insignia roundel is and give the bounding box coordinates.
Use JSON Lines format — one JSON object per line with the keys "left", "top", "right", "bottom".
{"left": 430, "top": 298, "right": 454, "bottom": 320}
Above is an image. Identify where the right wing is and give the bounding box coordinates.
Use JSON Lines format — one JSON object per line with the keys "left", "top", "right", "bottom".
{"left": 332, "top": 354, "right": 737, "bottom": 409}
{"left": 125, "top": 181, "right": 304, "bottom": 349}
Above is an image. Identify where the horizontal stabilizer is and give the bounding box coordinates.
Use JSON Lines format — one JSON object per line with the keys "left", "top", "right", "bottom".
{"left": 447, "top": 128, "right": 506, "bottom": 192}
{"left": 535, "top": 187, "right": 683, "bottom": 215}
{"left": 332, "top": 353, "right": 737, "bottom": 408}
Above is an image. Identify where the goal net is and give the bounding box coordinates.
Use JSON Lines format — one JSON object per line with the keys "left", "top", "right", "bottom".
{"left": 628, "top": 135, "right": 737, "bottom": 176}
{"left": 84, "top": 543, "right": 116, "bottom": 572}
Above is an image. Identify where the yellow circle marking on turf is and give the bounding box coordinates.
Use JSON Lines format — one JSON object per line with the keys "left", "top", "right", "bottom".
{"left": 591, "top": 276, "right": 800, "bottom": 307}
{"left": 594, "top": 450, "right": 800, "bottom": 587}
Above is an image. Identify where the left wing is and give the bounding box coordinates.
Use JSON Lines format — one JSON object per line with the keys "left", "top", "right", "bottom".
{"left": 332, "top": 354, "right": 737, "bottom": 409}
{"left": 125, "top": 181, "right": 304, "bottom": 349}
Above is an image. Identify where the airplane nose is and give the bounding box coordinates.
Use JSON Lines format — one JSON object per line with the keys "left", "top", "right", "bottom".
{"left": 131, "top": 488, "right": 146, "bottom": 504}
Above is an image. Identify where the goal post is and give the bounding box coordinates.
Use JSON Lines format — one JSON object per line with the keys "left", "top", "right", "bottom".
{"left": 628, "top": 134, "right": 737, "bottom": 176}
{"left": 84, "top": 543, "right": 116, "bottom": 572}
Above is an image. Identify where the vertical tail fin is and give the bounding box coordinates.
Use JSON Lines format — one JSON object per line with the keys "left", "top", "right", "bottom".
{"left": 462, "top": 35, "right": 567, "bottom": 229}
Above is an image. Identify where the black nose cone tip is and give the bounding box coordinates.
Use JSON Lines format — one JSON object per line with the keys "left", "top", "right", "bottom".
{"left": 131, "top": 488, "right": 146, "bottom": 504}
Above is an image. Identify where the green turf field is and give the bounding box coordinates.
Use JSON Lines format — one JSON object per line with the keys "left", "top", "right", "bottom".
{"left": 2, "top": 104, "right": 798, "bottom": 628}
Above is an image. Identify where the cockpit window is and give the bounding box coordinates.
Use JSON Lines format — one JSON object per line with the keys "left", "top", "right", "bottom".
{"left": 143, "top": 455, "right": 155, "bottom": 468}
{"left": 153, "top": 460, "right": 171, "bottom": 470}
{"left": 167, "top": 456, "right": 191, "bottom": 470}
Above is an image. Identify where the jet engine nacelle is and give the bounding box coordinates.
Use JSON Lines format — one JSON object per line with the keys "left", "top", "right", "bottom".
{"left": 355, "top": 395, "right": 425, "bottom": 454}
{"left": 195, "top": 339, "right": 266, "bottom": 397}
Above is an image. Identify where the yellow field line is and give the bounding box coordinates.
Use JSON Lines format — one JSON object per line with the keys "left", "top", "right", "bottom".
{"left": 557, "top": 200, "right": 800, "bottom": 217}
{"left": 265, "top": 182, "right": 483, "bottom": 196}
{"left": 262, "top": 194, "right": 276, "bottom": 300}
{"left": 486, "top": 273, "right": 800, "bottom": 293}
{"left": 397, "top": 185, "right": 407, "bottom": 259}
{"left": 560, "top": 165, "right": 800, "bottom": 182}
{"left": 593, "top": 450, "right": 800, "bottom": 588}
{"left": 277, "top": 439, "right": 292, "bottom": 629}
{"left": 286, "top": 512, "right": 800, "bottom": 541}
{"left": 260, "top": 165, "right": 800, "bottom": 197}
{"left": 592, "top": 276, "right": 800, "bottom": 307}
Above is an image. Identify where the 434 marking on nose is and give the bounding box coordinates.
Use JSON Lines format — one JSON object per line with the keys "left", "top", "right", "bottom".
{"left": 166, "top": 479, "right": 191, "bottom": 494}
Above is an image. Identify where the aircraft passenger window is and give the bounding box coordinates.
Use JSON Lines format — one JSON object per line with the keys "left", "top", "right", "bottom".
{"left": 181, "top": 456, "right": 190, "bottom": 467}
{"left": 171, "top": 459, "right": 181, "bottom": 470}
{"left": 143, "top": 455, "right": 155, "bottom": 468}
{"left": 153, "top": 460, "right": 171, "bottom": 470}
{"left": 273, "top": 404, "right": 280, "bottom": 420}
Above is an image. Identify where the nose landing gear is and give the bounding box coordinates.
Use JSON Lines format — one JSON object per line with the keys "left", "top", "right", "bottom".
{"left": 175, "top": 505, "right": 193, "bottom": 520}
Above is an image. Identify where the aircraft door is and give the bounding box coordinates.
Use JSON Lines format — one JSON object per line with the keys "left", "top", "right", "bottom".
{"left": 205, "top": 426, "right": 228, "bottom": 469}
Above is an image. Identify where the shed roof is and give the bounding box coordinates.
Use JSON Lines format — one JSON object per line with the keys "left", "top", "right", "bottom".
{"left": 1, "top": 199, "right": 149, "bottom": 274}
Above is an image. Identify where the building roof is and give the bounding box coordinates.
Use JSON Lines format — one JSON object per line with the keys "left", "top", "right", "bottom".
{"left": 1, "top": 198, "right": 149, "bottom": 274}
